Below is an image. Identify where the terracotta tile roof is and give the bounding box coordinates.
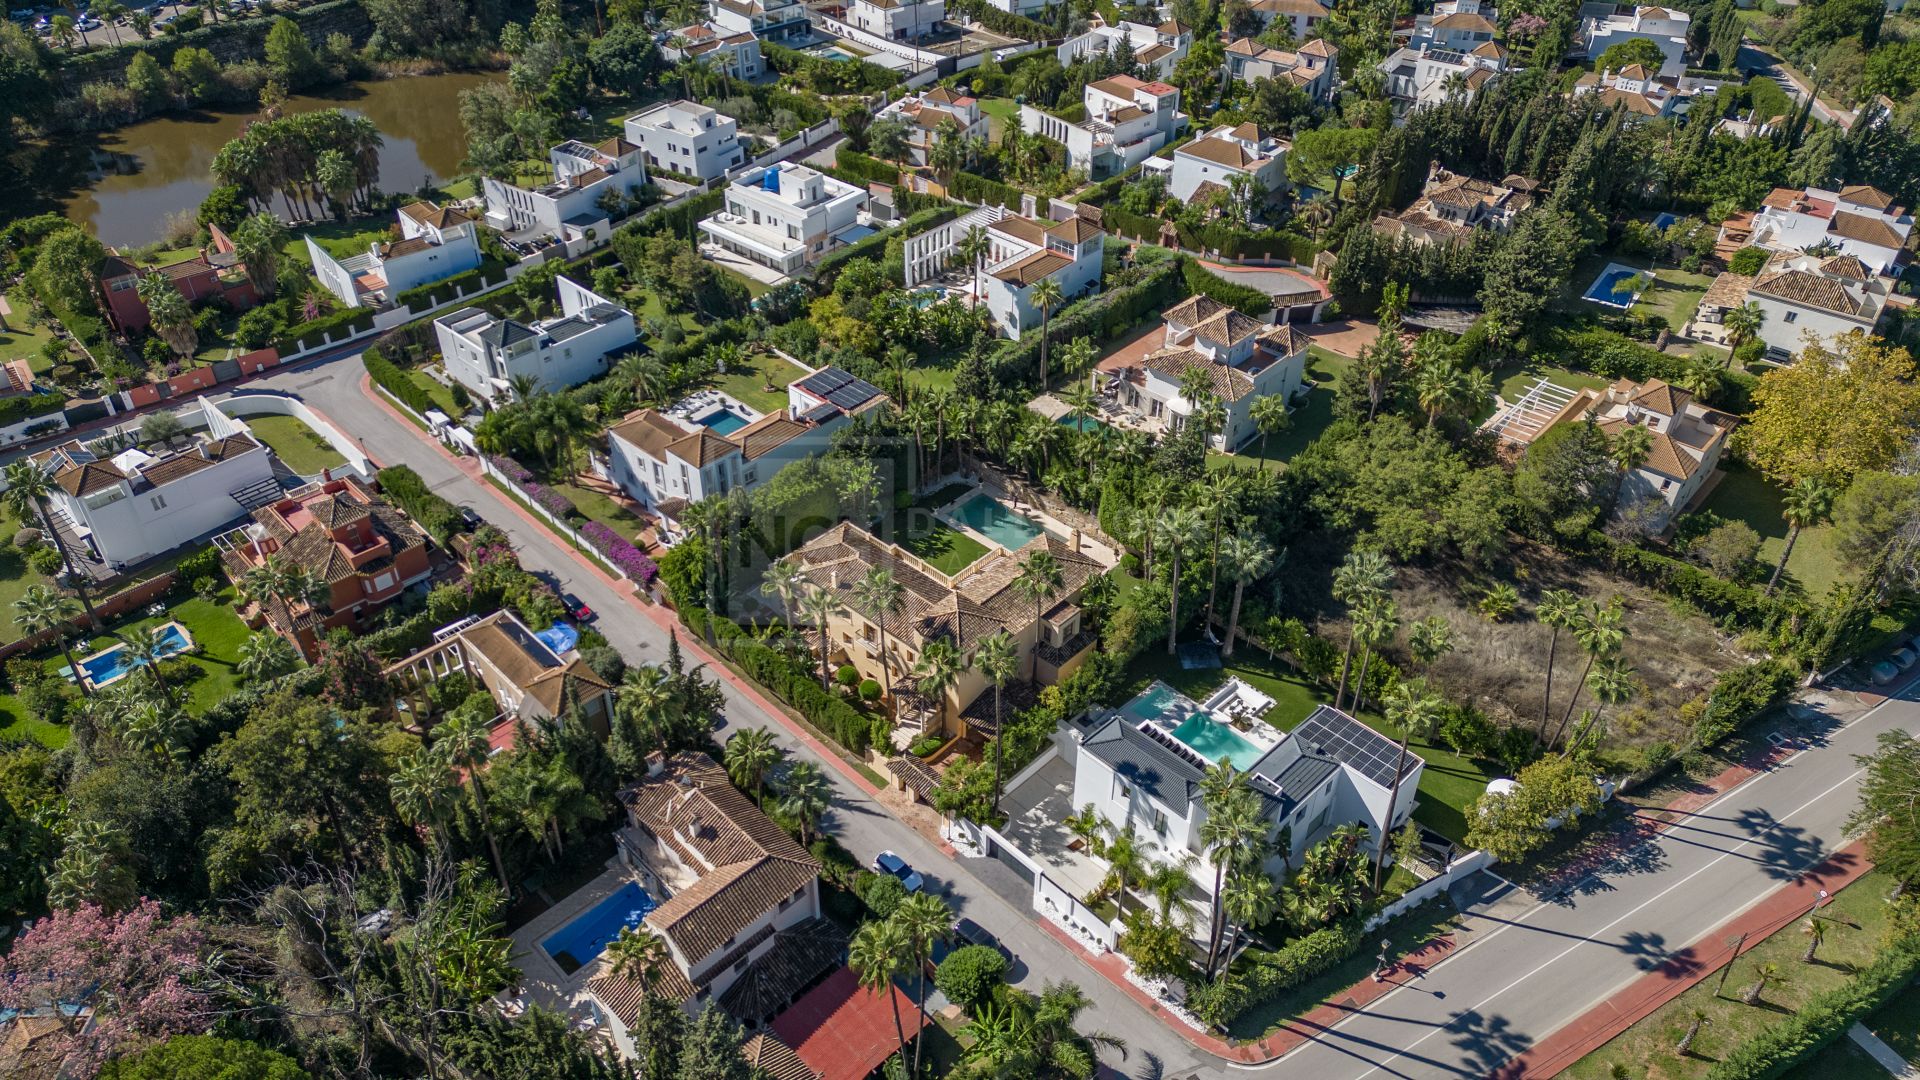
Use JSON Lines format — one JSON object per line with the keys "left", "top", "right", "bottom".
{"left": 278, "top": 524, "right": 359, "bottom": 584}
{"left": 716, "top": 918, "right": 850, "bottom": 1026}
{"left": 992, "top": 250, "right": 1070, "bottom": 286}
{"left": 1189, "top": 308, "right": 1264, "bottom": 345}
{"left": 627, "top": 753, "right": 819, "bottom": 965}
{"left": 1839, "top": 184, "right": 1896, "bottom": 211}
{"left": 1158, "top": 19, "right": 1189, "bottom": 33}
{"left": 1142, "top": 346, "right": 1258, "bottom": 401}
{"left": 523, "top": 658, "right": 614, "bottom": 714}
{"left": 670, "top": 430, "right": 741, "bottom": 466}
{"left": 742, "top": 1034, "right": 820, "bottom": 1080}
{"left": 1594, "top": 418, "right": 1701, "bottom": 481}
{"left": 54, "top": 459, "right": 127, "bottom": 496}
{"left": 1699, "top": 271, "right": 1753, "bottom": 310}
{"left": 308, "top": 490, "right": 372, "bottom": 529}
{"left": 1299, "top": 37, "right": 1336, "bottom": 55}
{"left": 597, "top": 135, "right": 638, "bottom": 157}
{"left": 203, "top": 433, "right": 260, "bottom": 461}
{"left": 988, "top": 216, "right": 1048, "bottom": 245}
{"left": 885, "top": 755, "right": 942, "bottom": 801}
{"left": 379, "top": 236, "right": 435, "bottom": 259}
{"left": 1047, "top": 216, "right": 1103, "bottom": 243}
{"left": 734, "top": 414, "right": 809, "bottom": 461}
{"left": 1821, "top": 254, "right": 1872, "bottom": 280}
{"left": 137, "top": 452, "right": 218, "bottom": 488}
{"left": 1598, "top": 88, "right": 1662, "bottom": 116}
{"left": 1750, "top": 266, "right": 1863, "bottom": 316}
{"left": 398, "top": 202, "right": 473, "bottom": 230}
{"left": 1432, "top": 11, "right": 1494, "bottom": 29}
{"left": 586, "top": 963, "right": 697, "bottom": 1028}
{"left": 1165, "top": 294, "right": 1228, "bottom": 326}
{"left": 1252, "top": 0, "right": 1330, "bottom": 13}
{"left": 1179, "top": 137, "right": 1261, "bottom": 169}
{"left": 1616, "top": 62, "right": 1651, "bottom": 78}
{"left": 1137, "top": 43, "right": 1174, "bottom": 64}
{"left": 1258, "top": 322, "right": 1311, "bottom": 354}
{"left": 1087, "top": 75, "right": 1147, "bottom": 96}
{"left": 609, "top": 409, "right": 692, "bottom": 459}
{"left": 1829, "top": 210, "right": 1905, "bottom": 248}
{"left": 1622, "top": 377, "right": 1691, "bottom": 417}
{"left": 1463, "top": 68, "right": 1494, "bottom": 88}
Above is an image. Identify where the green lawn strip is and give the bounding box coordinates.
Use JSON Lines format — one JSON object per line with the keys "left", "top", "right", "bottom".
{"left": 403, "top": 369, "right": 464, "bottom": 419}
{"left": 1121, "top": 648, "right": 1492, "bottom": 843}
{"left": 978, "top": 96, "right": 1018, "bottom": 140}
{"left": 893, "top": 516, "right": 990, "bottom": 577}
{"left": 1226, "top": 897, "right": 1463, "bottom": 1040}
{"left": 1491, "top": 359, "right": 1614, "bottom": 404}
{"left": 286, "top": 219, "right": 394, "bottom": 264}
{"left": 1696, "top": 463, "right": 1847, "bottom": 601}
{"left": 1786, "top": 970, "right": 1920, "bottom": 1076}
{"left": 1563, "top": 869, "right": 1895, "bottom": 1080}
{"left": 60, "top": 592, "right": 253, "bottom": 716}
{"left": 549, "top": 480, "right": 648, "bottom": 541}
{"left": 710, "top": 351, "right": 806, "bottom": 413}
{"left": 0, "top": 518, "right": 57, "bottom": 644}
{"left": 0, "top": 290, "right": 62, "bottom": 373}
{"left": 246, "top": 414, "right": 347, "bottom": 475}
{"left": 718, "top": 266, "right": 772, "bottom": 298}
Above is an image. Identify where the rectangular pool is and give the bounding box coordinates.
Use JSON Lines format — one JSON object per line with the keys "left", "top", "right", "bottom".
{"left": 1171, "top": 714, "right": 1268, "bottom": 771}
{"left": 1121, "top": 680, "right": 1193, "bottom": 725}
{"left": 1582, "top": 264, "right": 1643, "bottom": 309}
{"left": 698, "top": 409, "right": 750, "bottom": 436}
{"left": 952, "top": 493, "right": 1045, "bottom": 550}
{"left": 76, "top": 621, "right": 192, "bottom": 688}
{"left": 541, "top": 881, "right": 657, "bottom": 974}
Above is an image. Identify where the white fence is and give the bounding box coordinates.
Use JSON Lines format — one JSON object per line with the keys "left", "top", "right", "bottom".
{"left": 974, "top": 812, "right": 1119, "bottom": 953}
{"left": 214, "top": 391, "right": 376, "bottom": 483}
{"left": 1364, "top": 848, "right": 1495, "bottom": 931}
{"left": 475, "top": 453, "right": 636, "bottom": 584}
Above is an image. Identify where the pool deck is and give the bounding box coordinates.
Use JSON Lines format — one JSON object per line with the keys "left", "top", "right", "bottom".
{"left": 74, "top": 619, "right": 194, "bottom": 691}
{"left": 505, "top": 861, "right": 643, "bottom": 1020}
{"left": 924, "top": 478, "right": 1122, "bottom": 570}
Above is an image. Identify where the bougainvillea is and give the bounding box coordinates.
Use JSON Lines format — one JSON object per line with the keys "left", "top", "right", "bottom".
{"left": 580, "top": 521, "right": 659, "bottom": 586}
{"left": 485, "top": 455, "right": 533, "bottom": 485}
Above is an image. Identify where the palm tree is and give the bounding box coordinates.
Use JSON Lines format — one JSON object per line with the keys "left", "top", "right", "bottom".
{"left": 1675, "top": 1010, "right": 1711, "bottom": 1055}
{"left": 1100, "top": 823, "right": 1146, "bottom": 907}
{"left": 1536, "top": 589, "right": 1583, "bottom": 740}
{"left": 799, "top": 585, "right": 844, "bottom": 689}
{"left": 977, "top": 631, "right": 1019, "bottom": 814}
{"left": 1200, "top": 782, "right": 1265, "bottom": 977}
{"left": 1250, "top": 395, "right": 1291, "bottom": 464}
{"left": 1031, "top": 277, "right": 1065, "bottom": 393}
{"left": 3, "top": 461, "right": 101, "bottom": 630}
{"left": 909, "top": 638, "right": 969, "bottom": 736}
{"left": 1607, "top": 424, "right": 1654, "bottom": 517}
{"left": 1218, "top": 533, "right": 1274, "bottom": 659}
{"left": 1799, "top": 916, "right": 1824, "bottom": 963}
{"left": 13, "top": 586, "right": 84, "bottom": 697}
{"left": 1013, "top": 550, "right": 1065, "bottom": 679}
{"left": 437, "top": 709, "right": 512, "bottom": 893}
{"left": 778, "top": 760, "right": 832, "bottom": 844}
{"left": 1416, "top": 362, "right": 1464, "bottom": 427}
{"left": 850, "top": 919, "right": 913, "bottom": 1070}
{"left": 1332, "top": 549, "right": 1392, "bottom": 711}
{"left": 1198, "top": 474, "right": 1242, "bottom": 630}
{"left": 1722, "top": 301, "right": 1764, "bottom": 366}
{"left": 1139, "top": 852, "right": 1197, "bottom": 926}
{"left": 235, "top": 632, "right": 296, "bottom": 684}
{"left": 1767, "top": 475, "right": 1835, "bottom": 595}
{"left": 957, "top": 226, "right": 990, "bottom": 310}
{"left": 115, "top": 626, "right": 177, "bottom": 708}
{"left": 1348, "top": 595, "right": 1401, "bottom": 714}
{"left": 1550, "top": 600, "right": 1624, "bottom": 749}
{"left": 392, "top": 746, "right": 458, "bottom": 849}
{"left": 1407, "top": 614, "right": 1453, "bottom": 673}
{"left": 895, "top": 892, "right": 953, "bottom": 1077}
{"left": 1156, "top": 507, "right": 1205, "bottom": 657}
{"left": 1742, "top": 962, "right": 1785, "bottom": 1005}
{"left": 605, "top": 925, "right": 670, "bottom": 989}
{"left": 852, "top": 566, "right": 905, "bottom": 724}
{"left": 1567, "top": 657, "right": 1635, "bottom": 754}
{"left": 1220, "top": 869, "right": 1279, "bottom": 967}
{"left": 1374, "top": 681, "right": 1442, "bottom": 890}
{"left": 724, "top": 727, "right": 783, "bottom": 806}
{"left": 136, "top": 273, "right": 197, "bottom": 359}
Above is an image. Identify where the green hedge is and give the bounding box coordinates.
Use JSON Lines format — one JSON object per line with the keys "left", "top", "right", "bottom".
{"left": 1693, "top": 658, "right": 1800, "bottom": 748}
{"left": 943, "top": 0, "right": 1052, "bottom": 41}
{"left": 618, "top": 190, "right": 724, "bottom": 245}
{"left": 1611, "top": 543, "right": 1779, "bottom": 628}
{"left": 814, "top": 206, "right": 959, "bottom": 283}
{"left": 833, "top": 150, "right": 904, "bottom": 188}
{"left": 680, "top": 606, "right": 874, "bottom": 757}
{"left": 1182, "top": 259, "right": 1273, "bottom": 315}
{"left": 362, "top": 348, "right": 433, "bottom": 418}
{"left": 1706, "top": 938, "right": 1920, "bottom": 1080}
{"left": 1545, "top": 325, "right": 1760, "bottom": 413}
{"left": 277, "top": 304, "right": 377, "bottom": 354}
{"left": 0, "top": 391, "right": 68, "bottom": 428}
{"left": 376, "top": 464, "right": 464, "bottom": 545}
{"left": 951, "top": 170, "right": 1027, "bottom": 210}
{"left": 992, "top": 255, "right": 1185, "bottom": 386}
{"left": 1188, "top": 921, "right": 1365, "bottom": 1028}
{"left": 359, "top": 609, "right": 439, "bottom": 661}
{"left": 398, "top": 262, "right": 510, "bottom": 314}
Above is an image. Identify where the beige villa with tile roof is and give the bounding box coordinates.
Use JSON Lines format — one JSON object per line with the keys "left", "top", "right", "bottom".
{"left": 1102, "top": 294, "right": 1309, "bottom": 452}
{"left": 385, "top": 610, "right": 614, "bottom": 748}
{"left": 1690, "top": 250, "right": 1895, "bottom": 361}
{"left": 1224, "top": 37, "right": 1339, "bottom": 100}
{"left": 789, "top": 521, "right": 1105, "bottom": 739}
{"left": 1169, "top": 122, "right": 1291, "bottom": 204}
{"left": 1372, "top": 164, "right": 1535, "bottom": 245}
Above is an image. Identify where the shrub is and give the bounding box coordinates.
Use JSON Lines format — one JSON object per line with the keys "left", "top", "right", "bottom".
{"left": 1182, "top": 259, "right": 1273, "bottom": 315}
{"left": 13, "top": 528, "right": 40, "bottom": 549}
{"left": 836, "top": 665, "right": 860, "bottom": 687}
{"left": 0, "top": 391, "right": 66, "bottom": 430}
{"left": 935, "top": 945, "right": 1010, "bottom": 1013}
{"left": 174, "top": 545, "right": 223, "bottom": 585}
{"left": 579, "top": 521, "right": 658, "bottom": 586}
{"left": 858, "top": 678, "right": 882, "bottom": 702}
{"left": 832, "top": 150, "right": 902, "bottom": 187}
{"left": 362, "top": 348, "right": 434, "bottom": 417}
{"left": 193, "top": 575, "right": 220, "bottom": 601}
{"left": 486, "top": 455, "right": 534, "bottom": 485}
{"left": 376, "top": 465, "right": 465, "bottom": 544}
{"left": 1692, "top": 658, "right": 1801, "bottom": 749}
{"left": 26, "top": 546, "right": 62, "bottom": 577}
{"left": 1729, "top": 246, "right": 1768, "bottom": 275}
{"left": 856, "top": 871, "right": 909, "bottom": 918}
{"left": 680, "top": 606, "right": 873, "bottom": 755}
{"left": 1611, "top": 543, "right": 1778, "bottom": 628}
{"left": 1188, "top": 921, "right": 1366, "bottom": 1029}
{"left": 909, "top": 734, "right": 944, "bottom": 757}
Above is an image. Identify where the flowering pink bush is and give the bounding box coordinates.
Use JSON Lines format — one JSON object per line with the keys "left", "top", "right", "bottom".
{"left": 523, "top": 482, "right": 577, "bottom": 520}
{"left": 0, "top": 899, "right": 208, "bottom": 1069}
{"left": 580, "top": 521, "right": 658, "bottom": 586}
{"left": 486, "top": 455, "right": 533, "bottom": 484}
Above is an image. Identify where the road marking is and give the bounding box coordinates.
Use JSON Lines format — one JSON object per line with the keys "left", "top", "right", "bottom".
{"left": 1340, "top": 765, "right": 1869, "bottom": 1080}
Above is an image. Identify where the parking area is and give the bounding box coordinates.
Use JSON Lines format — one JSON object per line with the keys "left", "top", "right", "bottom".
{"left": 11, "top": 0, "right": 288, "bottom": 49}
{"left": 995, "top": 757, "right": 1107, "bottom": 899}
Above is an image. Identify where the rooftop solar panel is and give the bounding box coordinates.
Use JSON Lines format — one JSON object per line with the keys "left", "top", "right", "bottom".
{"left": 1295, "top": 707, "right": 1413, "bottom": 788}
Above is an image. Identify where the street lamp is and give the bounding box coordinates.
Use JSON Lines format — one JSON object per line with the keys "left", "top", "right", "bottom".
{"left": 1809, "top": 888, "right": 1829, "bottom": 918}
{"left": 1372, "top": 938, "right": 1393, "bottom": 982}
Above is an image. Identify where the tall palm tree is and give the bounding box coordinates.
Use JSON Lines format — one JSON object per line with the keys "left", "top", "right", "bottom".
{"left": 3, "top": 461, "right": 101, "bottom": 631}
{"left": 1156, "top": 507, "right": 1205, "bottom": 657}
{"left": 1218, "top": 533, "right": 1274, "bottom": 659}
{"left": 850, "top": 919, "right": 913, "bottom": 1070}
{"left": 1013, "top": 550, "right": 1065, "bottom": 679}
{"left": 12, "top": 585, "right": 85, "bottom": 697}
{"left": 778, "top": 760, "right": 832, "bottom": 844}
{"left": 852, "top": 566, "right": 906, "bottom": 724}
{"left": 605, "top": 925, "right": 670, "bottom": 989}
{"left": 1767, "top": 475, "right": 1835, "bottom": 595}
{"left": 1031, "top": 277, "right": 1065, "bottom": 393}
{"left": 1607, "top": 425, "right": 1654, "bottom": 517}
{"left": 1550, "top": 600, "right": 1625, "bottom": 749}
{"left": 1348, "top": 595, "right": 1401, "bottom": 715}
{"left": 799, "top": 585, "right": 844, "bottom": 689}
{"left": 437, "top": 710, "right": 511, "bottom": 892}
{"left": 1198, "top": 474, "right": 1242, "bottom": 631}
{"left": 117, "top": 697, "right": 188, "bottom": 764}
{"left": 1200, "top": 782, "right": 1266, "bottom": 978}
{"left": 1332, "top": 549, "right": 1392, "bottom": 710}
{"left": 1567, "top": 657, "right": 1636, "bottom": 755}
{"left": 1374, "top": 681, "right": 1442, "bottom": 890}
{"left": 136, "top": 273, "right": 197, "bottom": 359}
{"left": 956, "top": 225, "right": 991, "bottom": 310}
{"left": 908, "top": 638, "right": 968, "bottom": 737}
{"left": 1250, "top": 394, "right": 1291, "bottom": 464}
{"left": 1407, "top": 614, "right": 1453, "bottom": 672}
{"left": 235, "top": 632, "right": 297, "bottom": 684}
{"left": 115, "top": 626, "right": 177, "bottom": 708}
{"left": 724, "top": 727, "right": 783, "bottom": 806}
{"left": 1220, "top": 869, "right": 1279, "bottom": 968}
{"left": 895, "top": 892, "right": 953, "bottom": 1078}
{"left": 1536, "top": 589, "right": 1583, "bottom": 740}
{"left": 1722, "top": 301, "right": 1764, "bottom": 366}
{"left": 977, "top": 631, "right": 1019, "bottom": 813}
{"left": 392, "top": 746, "right": 459, "bottom": 850}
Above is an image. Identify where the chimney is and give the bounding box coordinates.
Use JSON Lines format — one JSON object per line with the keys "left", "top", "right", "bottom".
{"left": 645, "top": 750, "right": 666, "bottom": 777}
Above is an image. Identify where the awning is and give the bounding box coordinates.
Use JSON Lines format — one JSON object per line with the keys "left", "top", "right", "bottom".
{"left": 770, "top": 967, "right": 928, "bottom": 1080}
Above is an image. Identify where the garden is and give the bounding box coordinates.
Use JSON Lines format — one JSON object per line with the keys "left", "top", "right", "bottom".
{"left": 243, "top": 414, "right": 346, "bottom": 476}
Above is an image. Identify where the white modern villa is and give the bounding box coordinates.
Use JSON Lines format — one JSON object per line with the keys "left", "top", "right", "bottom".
{"left": 662, "top": 23, "right": 763, "bottom": 79}
{"left": 1224, "top": 37, "right": 1339, "bottom": 101}
{"left": 625, "top": 100, "right": 747, "bottom": 182}
{"left": 1021, "top": 75, "right": 1185, "bottom": 179}
{"left": 1581, "top": 2, "right": 1691, "bottom": 77}
{"left": 433, "top": 277, "right": 638, "bottom": 404}
{"left": 848, "top": 0, "right": 946, "bottom": 41}
{"left": 306, "top": 201, "right": 482, "bottom": 309}
{"left": 699, "top": 163, "right": 870, "bottom": 280}
{"left": 1738, "top": 183, "right": 1913, "bottom": 276}
{"left": 482, "top": 138, "right": 650, "bottom": 247}
{"left": 1055, "top": 19, "right": 1192, "bottom": 78}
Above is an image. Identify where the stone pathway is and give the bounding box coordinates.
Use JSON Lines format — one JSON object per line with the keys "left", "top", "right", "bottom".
{"left": 1851, "top": 1023, "right": 1919, "bottom": 1078}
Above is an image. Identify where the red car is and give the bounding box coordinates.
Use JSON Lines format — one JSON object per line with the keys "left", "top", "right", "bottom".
{"left": 561, "top": 592, "right": 594, "bottom": 622}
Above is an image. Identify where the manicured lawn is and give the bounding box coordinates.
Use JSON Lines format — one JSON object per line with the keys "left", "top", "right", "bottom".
{"left": 0, "top": 518, "right": 57, "bottom": 644}
{"left": 978, "top": 96, "right": 1018, "bottom": 140}
{"left": 1208, "top": 347, "right": 1351, "bottom": 473}
{"left": 407, "top": 368, "right": 466, "bottom": 419}
{"left": 1697, "top": 463, "right": 1847, "bottom": 600}
{"left": 287, "top": 219, "right": 394, "bottom": 263}
{"left": 62, "top": 592, "right": 254, "bottom": 717}
{"left": 896, "top": 517, "right": 990, "bottom": 577}
{"left": 1121, "top": 647, "right": 1495, "bottom": 843}
{"left": 1553, "top": 252, "right": 1718, "bottom": 333}
{"left": 1565, "top": 869, "right": 1895, "bottom": 1080}
{"left": 719, "top": 266, "right": 772, "bottom": 298}
{"left": 710, "top": 350, "right": 808, "bottom": 414}
{"left": 0, "top": 289, "right": 62, "bottom": 374}
{"left": 1491, "top": 358, "right": 1614, "bottom": 405}
{"left": 551, "top": 481, "right": 648, "bottom": 541}
{"left": 247, "top": 414, "right": 347, "bottom": 475}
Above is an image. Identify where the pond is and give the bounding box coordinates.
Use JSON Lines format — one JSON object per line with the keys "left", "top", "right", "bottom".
{"left": 5, "top": 71, "right": 502, "bottom": 249}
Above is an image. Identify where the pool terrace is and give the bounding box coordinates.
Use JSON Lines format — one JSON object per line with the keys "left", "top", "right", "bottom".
{"left": 1114, "top": 677, "right": 1284, "bottom": 772}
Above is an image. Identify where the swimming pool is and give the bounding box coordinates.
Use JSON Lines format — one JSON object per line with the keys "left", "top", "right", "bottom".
{"left": 1171, "top": 713, "right": 1268, "bottom": 771}
{"left": 698, "top": 409, "right": 751, "bottom": 436}
{"left": 541, "top": 881, "right": 657, "bottom": 974}
{"left": 1581, "top": 264, "right": 1644, "bottom": 309}
{"left": 1121, "top": 680, "right": 1191, "bottom": 725}
{"left": 816, "top": 46, "right": 859, "bottom": 60}
{"left": 1057, "top": 415, "right": 1106, "bottom": 433}
{"left": 952, "top": 493, "right": 1045, "bottom": 550}
{"left": 76, "top": 621, "right": 192, "bottom": 688}
{"left": 912, "top": 289, "right": 942, "bottom": 310}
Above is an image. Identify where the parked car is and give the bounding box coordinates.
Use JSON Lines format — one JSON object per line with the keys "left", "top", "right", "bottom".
{"left": 1871, "top": 660, "right": 1901, "bottom": 685}
{"left": 457, "top": 505, "right": 482, "bottom": 530}
{"left": 1894, "top": 647, "right": 1917, "bottom": 671}
{"left": 561, "top": 592, "right": 594, "bottom": 623}
{"left": 872, "top": 850, "right": 925, "bottom": 893}
{"left": 74, "top": 15, "right": 100, "bottom": 29}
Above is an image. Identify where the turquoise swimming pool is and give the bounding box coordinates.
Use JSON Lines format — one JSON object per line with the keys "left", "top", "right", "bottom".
{"left": 1171, "top": 714, "right": 1267, "bottom": 771}
{"left": 541, "top": 881, "right": 657, "bottom": 974}
{"left": 952, "top": 493, "right": 1045, "bottom": 550}
{"left": 1121, "top": 681, "right": 1187, "bottom": 724}
{"left": 697, "top": 409, "right": 751, "bottom": 436}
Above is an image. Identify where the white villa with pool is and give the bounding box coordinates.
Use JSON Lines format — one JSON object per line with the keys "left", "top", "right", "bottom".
{"left": 1070, "top": 680, "right": 1424, "bottom": 894}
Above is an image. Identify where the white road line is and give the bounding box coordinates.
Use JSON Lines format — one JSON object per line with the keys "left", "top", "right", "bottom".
{"left": 1343, "top": 765, "right": 1867, "bottom": 1080}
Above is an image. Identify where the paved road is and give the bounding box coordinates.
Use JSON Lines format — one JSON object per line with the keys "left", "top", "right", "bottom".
{"left": 1738, "top": 44, "right": 1854, "bottom": 128}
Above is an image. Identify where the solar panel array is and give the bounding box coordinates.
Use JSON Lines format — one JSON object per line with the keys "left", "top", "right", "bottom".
{"left": 1295, "top": 708, "right": 1410, "bottom": 788}
{"left": 799, "top": 367, "right": 882, "bottom": 410}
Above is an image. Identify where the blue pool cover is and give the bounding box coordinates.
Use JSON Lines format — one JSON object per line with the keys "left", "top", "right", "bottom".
{"left": 535, "top": 620, "right": 579, "bottom": 655}
{"left": 541, "top": 881, "right": 656, "bottom": 973}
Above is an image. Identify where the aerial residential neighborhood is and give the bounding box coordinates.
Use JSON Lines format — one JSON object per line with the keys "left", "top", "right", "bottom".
{"left": 3, "top": 0, "right": 1920, "bottom": 1076}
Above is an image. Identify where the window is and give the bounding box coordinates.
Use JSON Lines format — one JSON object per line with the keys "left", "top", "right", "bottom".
{"left": 1783, "top": 311, "right": 1798, "bottom": 323}
{"left": 149, "top": 494, "right": 167, "bottom": 511}
{"left": 1152, "top": 807, "right": 1168, "bottom": 835}
{"left": 1113, "top": 776, "right": 1132, "bottom": 802}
